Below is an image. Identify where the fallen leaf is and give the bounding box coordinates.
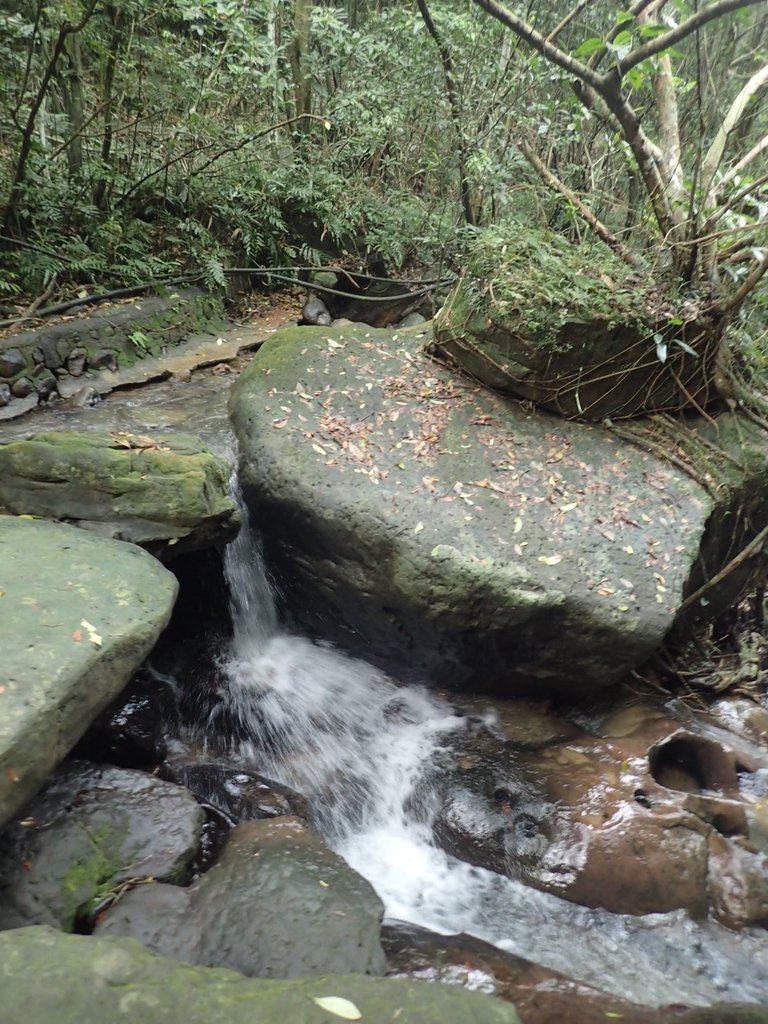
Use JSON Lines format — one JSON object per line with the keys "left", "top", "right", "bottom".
{"left": 72, "top": 630, "right": 83, "bottom": 642}
{"left": 319, "top": 880, "right": 330, "bottom": 888}
{"left": 414, "top": 522, "right": 424, "bottom": 533}
{"left": 312, "top": 444, "right": 327, "bottom": 456}
{"left": 513, "top": 516, "right": 523, "bottom": 534}
{"left": 81, "top": 619, "right": 102, "bottom": 647}
{"left": 559, "top": 502, "right": 577, "bottom": 512}
{"left": 312, "top": 996, "right": 362, "bottom": 1020}
{"left": 538, "top": 554, "right": 562, "bottom": 566}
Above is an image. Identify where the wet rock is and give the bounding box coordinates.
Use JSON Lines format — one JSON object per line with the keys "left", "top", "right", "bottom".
{"left": 0, "top": 761, "right": 203, "bottom": 931}
{"left": 383, "top": 921, "right": 692, "bottom": 1024}
{"left": 399, "top": 312, "right": 427, "bottom": 327}
{"left": 230, "top": 324, "right": 726, "bottom": 695}
{"left": 97, "top": 817, "right": 388, "bottom": 978}
{"left": 160, "top": 763, "right": 310, "bottom": 823}
{"left": 0, "top": 926, "right": 522, "bottom": 1024}
{"left": 429, "top": 692, "right": 768, "bottom": 925}
{"left": 89, "top": 348, "right": 117, "bottom": 371}
{"left": 10, "top": 376, "right": 33, "bottom": 398}
{"left": 61, "top": 384, "right": 99, "bottom": 408}
{"left": 73, "top": 670, "right": 176, "bottom": 768}
{"left": 66, "top": 346, "right": 87, "bottom": 376}
{"left": 0, "top": 383, "right": 10, "bottom": 406}
{"left": 0, "top": 430, "right": 240, "bottom": 560}
{"left": 0, "top": 516, "right": 178, "bottom": 826}
{"left": 710, "top": 697, "right": 768, "bottom": 748}
{"left": 33, "top": 366, "right": 57, "bottom": 398}
{"left": 0, "top": 347, "right": 25, "bottom": 378}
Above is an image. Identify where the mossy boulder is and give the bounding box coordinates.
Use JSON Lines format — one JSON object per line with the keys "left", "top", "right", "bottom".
{"left": 0, "top": 926, "right": 522, "bottom": 1024}
{"left": 97, "top": 817, "right": 387, "bottom": 978}
{"left": 0, "top": 516, "right": 177, "bottom": 825}
{"left": 229, "top": 322, "right": 768, "bottom": 695}
{"left": 0, "top": 762, "right": 203, "bottom": 931}
{"left": 428, "top": 229, "right": 723, "bottom": 419}
{"left": 0, "top": 430, "right": 240, "bottom": 559}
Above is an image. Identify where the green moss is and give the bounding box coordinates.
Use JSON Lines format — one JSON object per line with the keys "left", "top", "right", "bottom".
{"left": 450, "top": 226, "right": 658, "bottom": 351}
{"left": 60, "top": 821, "right": 128, "bottom": 930}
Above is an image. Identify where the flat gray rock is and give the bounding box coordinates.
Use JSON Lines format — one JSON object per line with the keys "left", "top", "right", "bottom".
{"left": 0, "top": 926, "right": 522, "bottom": 1024}
{"left": 229, "top": 324, "right": 721, "bottom": 694}
{"left": 0, "top": 516, "right": 177, "bottom": 825}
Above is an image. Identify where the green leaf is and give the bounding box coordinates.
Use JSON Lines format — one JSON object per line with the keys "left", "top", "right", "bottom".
{"left": 573, "top": 36, "right": 603, "bottom": 59}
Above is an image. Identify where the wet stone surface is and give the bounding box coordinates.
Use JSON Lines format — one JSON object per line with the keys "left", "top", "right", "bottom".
{"left": 0, "top": 761, "right": 204, "bottom": 931}
{"left": 96, "top": 816, "right": 387, "bottom": 979}
{"left": 428, "top": 690, "right": 768, "bottom": 927}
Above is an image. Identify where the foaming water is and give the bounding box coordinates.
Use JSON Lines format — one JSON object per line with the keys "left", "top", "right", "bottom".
{"left": 213, "top": 519, "right": 768, "bottom": 1008}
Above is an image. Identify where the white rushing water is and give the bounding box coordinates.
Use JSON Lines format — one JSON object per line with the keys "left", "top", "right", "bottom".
{"left": 214, "top": 507, "right": 768, "bottom": 1008}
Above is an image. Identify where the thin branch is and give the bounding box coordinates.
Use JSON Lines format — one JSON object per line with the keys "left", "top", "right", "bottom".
{"left": 416, "top": 0, "right": 476, "bottom": 224}
{"left": 470, "top": 0, "right": 605, "bottom": 91}
{"left": 715, "top": 132, "right": 768, "bottom": 195}
{"left": 679, "top": 519, "right": 768, "bottom": 614}
{"left": 612, "top": 0, "right": 767, "bottom": 78}
{"left": 710, "top": 171, "right": 768, "bottom": 224}
{"left": 545, "top": 0, "right": 591, "bottom": 45}
{"left": 718, "top": 250, "right": 768, "bottom": 313}
{"left": 517, "top": 137, "right": 645, "bottom": 268}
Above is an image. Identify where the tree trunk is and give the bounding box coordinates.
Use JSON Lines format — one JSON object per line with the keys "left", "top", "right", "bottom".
{"left": 288, "top": 0, "right": 312, "bottom": 124}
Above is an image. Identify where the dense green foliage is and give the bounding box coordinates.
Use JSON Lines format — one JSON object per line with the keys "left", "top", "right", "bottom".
{"left": 0, "top": 0, "right": 766, "bottom": 334}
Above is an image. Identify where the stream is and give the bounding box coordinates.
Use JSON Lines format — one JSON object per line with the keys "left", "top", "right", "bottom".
{"left": 192, "top": 492, "right": 768, "bottom": 1009}
{"left": 11, "top": 364, "right": 768, "bottom": 1008}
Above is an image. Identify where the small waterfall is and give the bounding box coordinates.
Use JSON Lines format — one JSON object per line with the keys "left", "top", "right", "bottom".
{"left": 211, "top": 502, "right": 768, "bottom": 1009}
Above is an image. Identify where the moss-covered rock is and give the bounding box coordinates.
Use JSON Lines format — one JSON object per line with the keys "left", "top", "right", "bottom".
{"left": 428, "top": 228, "right": 723, "bottom": 419}
{"left": 0, "top": 430, "right": 240, "bottom": 559}
{"left": 0, "top": 762, "right": 203, "bottom": 931}
{"left": 0, "top": 516, "right": 177, "bottom": 825}
{"left": 0, "top": 926, "right": 522, "bottom": 1024}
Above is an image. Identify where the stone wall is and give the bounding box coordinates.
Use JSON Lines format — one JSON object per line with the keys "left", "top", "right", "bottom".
{"left": 0, "top": 289, "right": 225, "bottom": 415}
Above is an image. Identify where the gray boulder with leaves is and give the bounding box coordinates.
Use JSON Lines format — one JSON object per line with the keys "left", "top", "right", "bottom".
{"left": 0, "top": 430, "right": 240, "bottom": 559}
{"left": 229, "top": 322, "right": 768, "bottom": 696}
{"left": 0, "top": 516, "right": 177, "bottom": 826}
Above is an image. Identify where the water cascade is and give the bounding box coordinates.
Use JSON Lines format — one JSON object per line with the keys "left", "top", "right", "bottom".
{"left": 205, "top": 505, "right": 768, "bottom": 1008}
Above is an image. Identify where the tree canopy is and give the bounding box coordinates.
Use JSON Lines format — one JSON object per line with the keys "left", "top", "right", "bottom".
{"left": 1, "top": 0, "right": 766, "bottom": 363}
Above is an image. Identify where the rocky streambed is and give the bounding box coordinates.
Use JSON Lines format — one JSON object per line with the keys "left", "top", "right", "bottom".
{"left": 1, "top": 310, "right": 768, "bottom": 1023}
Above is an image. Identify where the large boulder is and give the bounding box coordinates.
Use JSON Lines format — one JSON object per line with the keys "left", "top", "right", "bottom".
{"left": 96, "top": 817, "right": 387, "bottom": 978}
{"left": 0, "top": 516, "right": 177, "bottom": 825}
{"left": 0, "top": 926, "right": 522, "bottom": 1024}
{"left": 0, "top": 762, "right": 204, "bottom": 931}
{"left": 228, "top": 323, "right": 768, "bottom": 695}
{"left": 0, "top": 431, "right": 240, "bottom": 559}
